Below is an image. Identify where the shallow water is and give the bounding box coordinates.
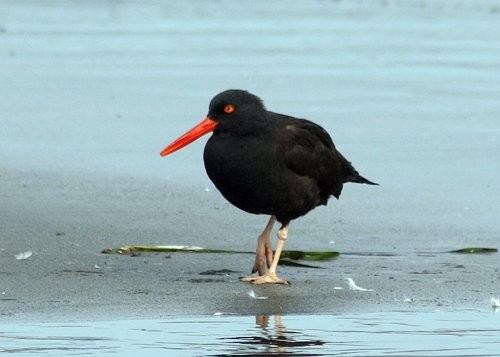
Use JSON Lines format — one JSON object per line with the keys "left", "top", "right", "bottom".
{"left": 2, "top": 310, "right": 499, "bottom": 356}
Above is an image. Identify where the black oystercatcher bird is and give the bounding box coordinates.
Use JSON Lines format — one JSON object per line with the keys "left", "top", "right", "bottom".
{"left": 160, "top": 90, "right": 377, "bottom": 284}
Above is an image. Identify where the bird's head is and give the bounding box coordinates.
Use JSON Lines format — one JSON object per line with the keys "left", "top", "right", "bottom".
{"left": 160, "top": 89, "right": 265, "bottom": 157}
{"left": 207, "top": 89, "right": 266, "bottom": 123}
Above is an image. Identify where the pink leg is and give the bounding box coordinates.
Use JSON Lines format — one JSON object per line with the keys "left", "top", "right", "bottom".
{"left": 241, "top": 223, "right": 290, "bottom": 285}
{"left": 252, "top": 216, "right": 276, "bottom": 275}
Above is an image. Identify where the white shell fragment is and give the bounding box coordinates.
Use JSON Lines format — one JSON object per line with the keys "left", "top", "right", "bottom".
{"left": 491, "top": 297, "right": 500, "bottom": 309}
{"left": 346, "top": 277, "right": 374, "bottom": 291}
{"left": 248, "top": 289, "right": 268, "bottom": 299}
{"left": 15, "top": 251, "right": 33, "bottom": 260}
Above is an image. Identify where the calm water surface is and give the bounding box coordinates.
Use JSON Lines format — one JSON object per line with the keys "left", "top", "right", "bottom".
{"left": 1, "top": 310, "right": 499, "bottom": 356}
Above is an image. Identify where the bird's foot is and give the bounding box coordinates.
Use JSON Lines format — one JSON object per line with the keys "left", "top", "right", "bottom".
{"left": 240, "top": 272, "right": 289, "bottom": 285}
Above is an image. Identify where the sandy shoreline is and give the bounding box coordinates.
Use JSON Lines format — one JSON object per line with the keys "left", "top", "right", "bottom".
{"left": 1, "top": 167, "right": 498, "bottom": 322}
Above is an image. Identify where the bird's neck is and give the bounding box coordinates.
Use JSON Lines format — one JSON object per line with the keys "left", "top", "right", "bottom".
{"left": 215, "top": 116, "right": 272, "bottom": 138}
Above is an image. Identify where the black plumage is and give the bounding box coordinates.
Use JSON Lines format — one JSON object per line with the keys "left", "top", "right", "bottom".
{"left": 203, "top": 90, "right": 376, "bottom": 225}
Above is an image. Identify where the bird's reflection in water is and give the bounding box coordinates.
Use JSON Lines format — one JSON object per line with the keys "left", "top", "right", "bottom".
{"left": 218, "top": 315, "right": 325, "bottom": 356}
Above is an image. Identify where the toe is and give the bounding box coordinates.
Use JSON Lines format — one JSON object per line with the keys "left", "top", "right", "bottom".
{"left": 240, "top": 273, "right": 289, "bottom": 285}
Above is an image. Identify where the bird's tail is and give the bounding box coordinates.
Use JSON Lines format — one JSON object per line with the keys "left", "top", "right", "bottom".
{"left": 339, "top": 153, "right": 378, "bottom": 186}
{"left": 348, "top": 174, "right": 378, "bottom": 186}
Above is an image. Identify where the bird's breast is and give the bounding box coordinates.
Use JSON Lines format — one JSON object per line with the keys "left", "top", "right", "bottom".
{"left": 203, "top": 132, "right": 280, "bottom": 214}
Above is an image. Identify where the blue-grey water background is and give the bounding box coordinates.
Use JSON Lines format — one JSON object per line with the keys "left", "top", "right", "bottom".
{"left": 1, "top": 0, "right": 499, "bottom": 355}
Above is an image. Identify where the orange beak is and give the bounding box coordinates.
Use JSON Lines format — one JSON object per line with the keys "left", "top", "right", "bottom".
{"left": 160, "top": 117, "right": 218, "bottom": 157}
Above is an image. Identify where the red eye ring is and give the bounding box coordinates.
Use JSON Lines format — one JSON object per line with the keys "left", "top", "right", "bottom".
{"left": 223, "top": 104, "right": 236, "bottom": 114}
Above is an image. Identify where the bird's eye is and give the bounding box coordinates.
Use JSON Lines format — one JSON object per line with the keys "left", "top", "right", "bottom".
{"left": 223, "top": 104, "right": 236, "bottom": 114}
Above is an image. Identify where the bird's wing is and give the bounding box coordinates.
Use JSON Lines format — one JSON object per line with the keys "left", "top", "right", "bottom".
{"left": 276, "top": 116, "right": 372, "bottom": 198}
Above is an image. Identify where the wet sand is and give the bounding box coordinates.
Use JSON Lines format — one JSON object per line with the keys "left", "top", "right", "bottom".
{"left": 1, "top": 0, "right": 499, "bottom": 322}
{"left": 1, "top": 167, "right": 499, "bottom": 322}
